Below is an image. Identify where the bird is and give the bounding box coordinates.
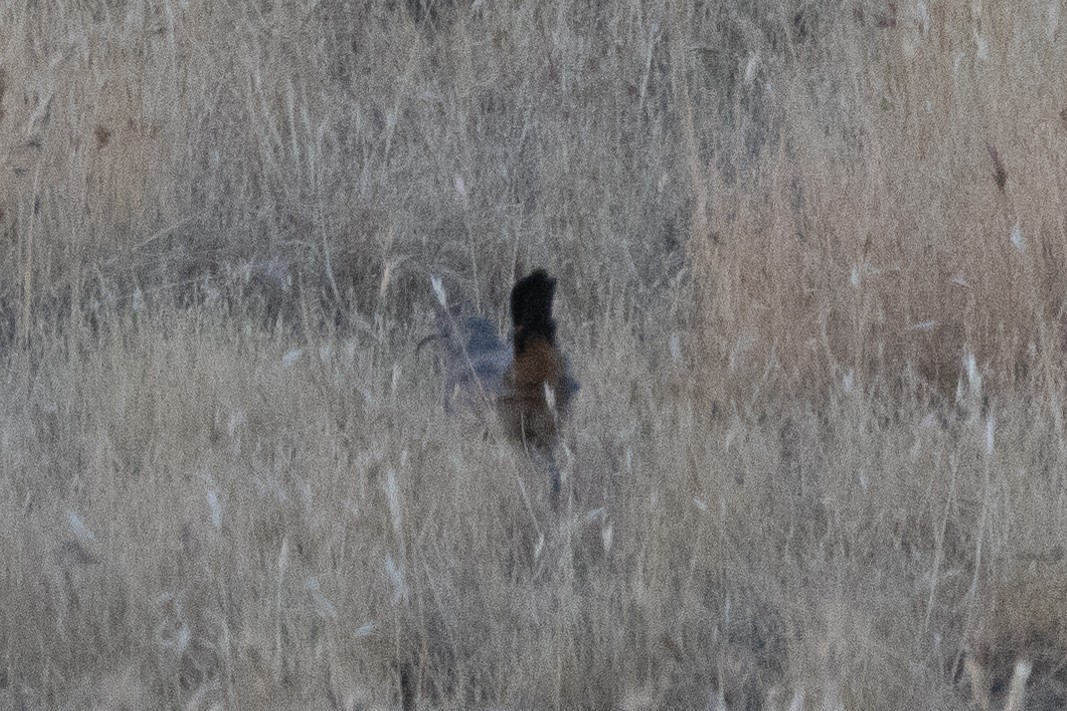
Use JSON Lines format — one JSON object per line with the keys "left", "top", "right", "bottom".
{"left": 498, "top": 269, "right": 579, "bottom": 452}
{"left": 420, "top": 270, "right": 579, "bottom": 498}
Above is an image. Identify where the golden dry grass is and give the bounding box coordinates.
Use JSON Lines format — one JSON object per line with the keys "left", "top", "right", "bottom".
{"left": 1, "top": 0, "right": 1067, "bottom": 709}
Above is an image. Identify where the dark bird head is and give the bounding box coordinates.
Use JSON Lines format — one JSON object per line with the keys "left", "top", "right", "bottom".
{"left": 510, "top": 269, "right": 557, "bottom": 353}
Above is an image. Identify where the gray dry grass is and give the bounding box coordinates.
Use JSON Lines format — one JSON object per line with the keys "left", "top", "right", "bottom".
{"left": 2, "top": 0, "right": 1067, "bottom": 709}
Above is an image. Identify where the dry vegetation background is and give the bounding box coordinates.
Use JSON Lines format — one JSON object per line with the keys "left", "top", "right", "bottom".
{"left": 1, "top": 0, "right": 1066, "bottom": 709}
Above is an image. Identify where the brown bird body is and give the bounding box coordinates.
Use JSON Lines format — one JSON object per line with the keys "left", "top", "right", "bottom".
{"left": 500, "top": 336, "right": 568, "bottom": 449}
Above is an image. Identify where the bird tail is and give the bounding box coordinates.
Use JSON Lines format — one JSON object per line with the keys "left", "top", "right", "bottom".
{"left": 510, "top": 269, "right": 557, "bottom": 353}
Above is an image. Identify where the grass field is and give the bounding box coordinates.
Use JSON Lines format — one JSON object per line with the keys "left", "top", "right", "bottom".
{"left": 1, "top": 0, "right": 1066, "bottom": 709}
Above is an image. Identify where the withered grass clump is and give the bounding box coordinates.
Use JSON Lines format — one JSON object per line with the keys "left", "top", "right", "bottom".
{"left": 1, "top": 0, "right": 1066, "bottom": 709}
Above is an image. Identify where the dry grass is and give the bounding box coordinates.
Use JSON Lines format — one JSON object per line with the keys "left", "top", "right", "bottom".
{"left": 1, "top": 0, "right": 1067, "bottom": 709}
